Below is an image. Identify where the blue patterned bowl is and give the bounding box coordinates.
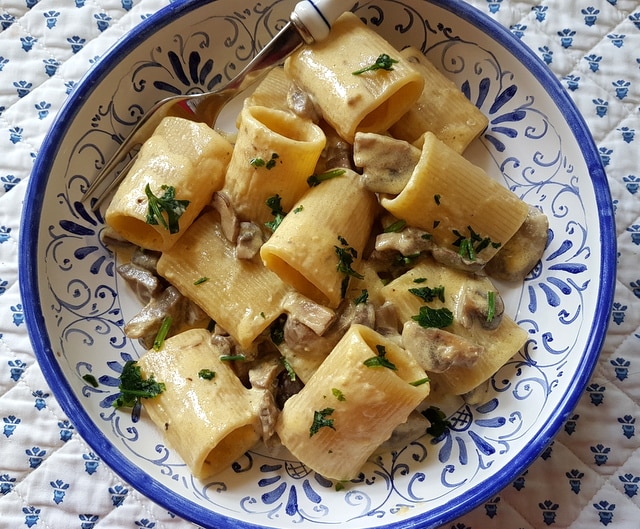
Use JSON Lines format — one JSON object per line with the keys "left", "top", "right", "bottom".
{"left": 20, "top": 0, "right": 616, "bottom": 528}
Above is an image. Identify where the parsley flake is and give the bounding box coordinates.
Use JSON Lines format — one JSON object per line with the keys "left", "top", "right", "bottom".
{"left": 409, "top": 285, "right": 445, "bottom": 303}
{"left": 352, "top": 53, "right": 399, "bottom": 75}
{"left": 153, "top": 316, "right": 172, "bottom": 351}
{"left": 363, "top": 344, "right": 398, "bottom": 371}
{"left": 113, "top": 360, "right": 165, "bottom": 409}
{"left": 198, "top": 369, "right": 216, "bottom": 380}
{"left": 412, "top": 306, "right": 454, "bottom": 329}
{"left": 265, "top": 194, "right": 286, "bottom": 232}
{"left": 335, "top": 236, "right": 364, "bottom": 299}
{"left": 307, "top": 168, "right": 346, "bottom": 187}
{"left": 310, "top": 407, "right": 336, "bottom": 437}
{"left": 332, "top": 388, "right": 346, "bottom": 401}
{"left": 145, "top": 184, "right": 190, "bottom": 234}
{"left": 422, "top": 406, "right": 451, "bottom": 437}
{"left": 250, "top": 152, "right": 279, "bottom": 169}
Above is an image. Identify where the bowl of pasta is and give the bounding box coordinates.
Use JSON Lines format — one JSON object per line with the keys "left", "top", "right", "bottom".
{"left": 20, "top": 0, "right": 615, "bottom": 528}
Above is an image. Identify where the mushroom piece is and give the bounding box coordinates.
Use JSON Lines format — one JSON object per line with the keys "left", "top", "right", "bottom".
{"left": 430, "top": 244, "right": 486, "bottom": 273}
{"left": 117, "top": 262, "right": 163, "bottom": 305}
{"left": 130, "top": 247, "right": 162, "bottom": 274}
{"left": 316, "top": 121, "right": 355, "bottom": 172}
{"left": 353, "top": 132, "right": 421, "bottom": 194}
{"left": 124, "top": 286, "right": 208, "bottom": 348}
{"left": 282, "top": 292, "right": 336, "bottom": 336}
{"left": 458, "top": 286, "right": 505, "bottom": 331}
{"left": 402, "top": 320, "right": 484, "bottom": 373}
{"left": 211, "top": 191, "right": 240, "bottom": 242}
{"left": 236, "top": 221, "right": 264, "bottom": 260}
{"left": 375, "top": 226, "right": 434, "bottom": 256}
{"left": 248, "top": 354, "right": 285, "bottom": 444}
{"left": 485, "top": 205, "right": 549, "bottom": 282}
{"left": 287, "top": 82, "right": 322, "bottom": 122}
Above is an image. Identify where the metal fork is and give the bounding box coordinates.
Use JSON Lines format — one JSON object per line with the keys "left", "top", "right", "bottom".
{"left": 83, "top": 0, "right": 345, "bottom": 209}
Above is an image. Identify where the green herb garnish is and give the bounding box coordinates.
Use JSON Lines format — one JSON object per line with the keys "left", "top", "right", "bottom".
{"left": 352, "top": 53, "right": 399, "bottom": 75}
{"left": 363, "top": 344, "right": 398, "bottom": 371}
{"left": 198, "top": 369, "right": 216, "bottom": 380}
{"left": 114, "top": 360, "right": 165, "bottom": 409}
{"left": 265, "top": 194, "right": 286, "bottom": 232}
{"left": 193, "top": 276, "right": 209, "bottom": 285}
{"left": 250, "top": 152, "right": 279, "bottom": 169}
{"left": 353, "top": 289, "right": 369, "bottom": 305}
{"left": 153, "top": 316, "right": 172, "bottom": 351}
{"left": 145, "top": 184, "right": 190, "bottom": 234}
{"left": 82, "top": 374, "right": 99, "bottom": 388}
{"left": 452, "top": 226, "right": 501, "bottom": 261}
{"left": 383, "top": 219, "right": 407, "bottom": 233}
{"left": 410, "top": 377, "right": 430, "bottom": 387}
{"left": 412, "top": 306, "right": 454, "bottom": 329}
{"left": 487, "top": 290, "right": 496, "bottom": 322}
{"left": 422, "top": 406, "right": 451, "bottom": 437}
{"left": 282, "top": 357, "right": 297, "bottom": 381}
{"left": 307, "top": 168, "right": 346, "bottom": 187}
{"left": 219, "top": 354, "right": 246, "bottom": 362}
{"left": 332, "top": 388, "right": 346, "bottom": 401}
{"left": 335, "top": 235, "right": 364, "bottom": 299}
{"left": 310, "top": 407, "right": 336, "bottom": 437}
{"left": 408, "top": 285, "right": 445, "bottom": 303}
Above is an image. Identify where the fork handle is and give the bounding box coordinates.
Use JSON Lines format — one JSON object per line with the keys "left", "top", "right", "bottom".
{"left": 291, "top": 0, "right": 347, "bottom": 44}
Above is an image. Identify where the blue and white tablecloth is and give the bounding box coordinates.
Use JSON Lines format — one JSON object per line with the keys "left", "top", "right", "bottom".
{"left": 1, "top": 0, "right": 639, "bottom": 527}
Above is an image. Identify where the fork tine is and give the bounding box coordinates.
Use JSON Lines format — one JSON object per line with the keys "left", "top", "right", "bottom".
{"left": 90, "top": 154, "right": 138, "bottom": 212}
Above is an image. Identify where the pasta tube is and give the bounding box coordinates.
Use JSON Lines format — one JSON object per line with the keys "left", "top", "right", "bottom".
{"left": 276, "top": 324, "right": 430, "bottom": 481}
{"left": 381, "top": 258, "right": 528, "bottom": 395}
{"left": 381, "top": 131, "right": 530, "bottom": 264}
{"left": 222, "top": 105, "right": 326, "bottom": 223}
{"left": 260, "top": 169, "right": 378, "bottom": 308}
{"left": 157, "top": 210, "right": 292, "bottom": 349}
{"left": 389, "top": 47, "right": 488, "bottom": 152}
{"left": 105, "top": 116, "right": 232, "bottom": 251}
{"left": 137, "top": 328, "right": 262, "bottom": 479}
{"left": 285, "top": 12, "right": 424, "bottom": 143}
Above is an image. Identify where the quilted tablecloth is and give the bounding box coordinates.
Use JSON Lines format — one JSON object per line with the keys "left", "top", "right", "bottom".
{"left": 1, "top": 0, "right": 639, "bottom": 527}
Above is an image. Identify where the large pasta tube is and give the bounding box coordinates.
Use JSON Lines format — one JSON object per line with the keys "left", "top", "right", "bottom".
{"left": 222, "top": 105, "right": 326, "bottom": 223}
{"left": 105, "top": 116, "right": 232, "bottom": 251}
{"left": 260, "top": 169, "right": 378, "bottom": 308}
{"left": 157, "top": 210, "right": 292, "bottom": 349}
{"left": 137, "top": 328, "right": 262, "bottom": 479}
{"left": 381, "top": 132, "right": 530, "bottom": 264}
{"left": 276, "top": 324, "right": 430, "bottom": 481}
{"left": 285, "top": 12, "right": 424, "bottom": 143}
{"left": 381, "top": 258, "right": 528, "bottom": 395}
{"left": 389, "top": 47, "right": 488, "bottom": 152}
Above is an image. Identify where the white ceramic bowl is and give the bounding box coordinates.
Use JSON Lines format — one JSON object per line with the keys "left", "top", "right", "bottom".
{"left": 20, "top": 1, "right": 616, "bottom": 528}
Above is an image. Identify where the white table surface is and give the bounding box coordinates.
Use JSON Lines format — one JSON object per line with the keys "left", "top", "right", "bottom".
{"left": 1, "top": 0, "right": 639, "bottom": 527}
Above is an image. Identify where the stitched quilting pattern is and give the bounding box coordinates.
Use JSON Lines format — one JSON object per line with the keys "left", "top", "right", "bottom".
{"left": 1, "top": 1, "right": 639, "bottom": 528}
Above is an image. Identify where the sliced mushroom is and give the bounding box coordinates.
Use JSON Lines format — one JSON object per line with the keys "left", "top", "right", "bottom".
{"left": 485, "top": 205, "right": 549, "bottom": 282}
{"left": 236, "top": 221, "right": 264, "bottom": 260}
{"left": 117, "top": 262, "right": 163, "bottom": 305}
{"left": 124, "top": 286, "right": 208, "bottom": 348}
{"left": 353, "top": 132, "right": 421, "bottom": 194}
{"left": 282, "top": 292, "right": 335, "bottom": 336}
{"left": 130, "top": 247, "right": 162, "bottom": 274}
{"left": 430, "top": 244, "right": 486, "bottom": 273}
{"left": 316, "top": 122, "right": 355, "bottom": 172}
{"left": 375, "top": 226, "right": 433, "bottom": 256}
{"left": 402, "top": 320, "right": 484, "bottom": 373}
{"left": 374, "top": 301, "right": 401, "bottom": 339}
{"left": 249, "top": 354, "right": 284, "bottom": 444}
{"left": 211, "top": 191, "right": 239, "bottom": 242}
{"left": 287, "top": 82, "right": 321, "bottom": 122}
{"left": 458, "top": 286, "right": 505, "bottom": 331}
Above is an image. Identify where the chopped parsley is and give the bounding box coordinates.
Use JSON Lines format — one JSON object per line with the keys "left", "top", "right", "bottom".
{"left": 335, "top": 236, "right": 364, "bottom": 298}
{"left": 145, "top": 184, "right": 190, "bottom": 234}
{"left": 113, "top": 360, "right": 165, "bottom": 409}
{"left": 82, "top": 373, "right": 99, "bottom": 388}
{"left": 265, "top": 194, "right": 286, "bottom": 232}
{"left": 487, "top": 290, "right": 496, "bottom": 322}
{"left": 307, "top": 168, "right": 346, "bottom": 187}
{"left": 153, "top": 316, "right": 172, "bottom": 351}
{"left": 412, "top": 306, "right": 454, "bottom": 329}
{"left": 198, "top": 369, "right": 216, "bottom": 380}
{"left": 363, "top": 344, "right": 398, "bottom": 371}
{"left": 383, "top": 219, "right": 407, "bottom": 233}
{"left": 422, "top": 406, "right": 451, "bottom": 437}
{"left": 310, "top": 407, "right": 336, "bottom": 437}
{"left": 250, "top": 152, "right": 279, "bottom": 169}
{"left": 452, "top": 226, "right": 501, "bottom": 261}
{"left": 270, "top": 315, "right": 286, "bottom": 345}
{"left": 353, "top": 289, "right": 369, "bottom": 305}
{"left": 220, "top": 354, "right": 246, "bottom": 362}
{"left": 409, "top": 377, "right": 430, "bottom": 387}
{"left": 193, "top": 276, "right": 209, "bottom": 285}
{"left": 282, "top": 357, "right": 297, "bottom": 381}
{"left": 408, "top": 285, "right": 445, "bottom": 303}
{"left": 332, "top": 388, "right": 346, "bottom": 401}
{"left": 352, "top": 53, "right": 399, "bottom": 75}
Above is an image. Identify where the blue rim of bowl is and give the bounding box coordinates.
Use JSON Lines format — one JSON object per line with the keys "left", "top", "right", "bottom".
{"left": 19, "top": 0, "right": 616, "bottom": 528}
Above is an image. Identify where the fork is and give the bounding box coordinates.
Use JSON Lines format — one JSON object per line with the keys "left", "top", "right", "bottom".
{"left": 83, "top": 0, "right": 346, "bottom": 209}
